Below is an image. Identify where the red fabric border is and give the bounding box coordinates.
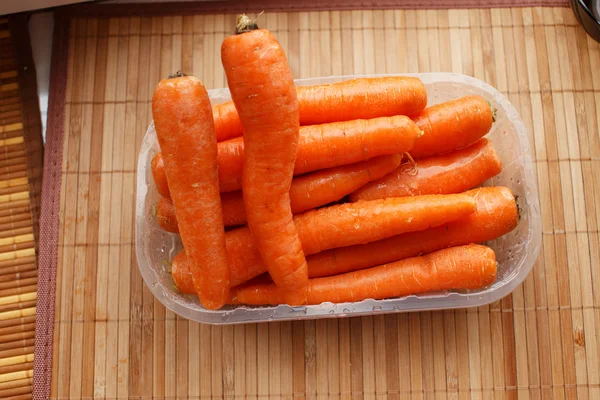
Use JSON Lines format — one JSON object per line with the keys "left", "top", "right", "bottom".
{"left": 32, "top": 12, "right": 70, "bottom": 400}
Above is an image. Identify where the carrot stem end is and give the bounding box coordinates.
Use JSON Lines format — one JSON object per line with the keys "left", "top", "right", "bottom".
{"left": 168, "top": 70, "right": 187, "bottom": 79}
{"left": 235, "top": 14, "right": 259, "bottom": 34}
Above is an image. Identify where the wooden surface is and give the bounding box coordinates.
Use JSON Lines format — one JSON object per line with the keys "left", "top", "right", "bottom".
{"left": 0, "top": 15, "right": 43, "bottom": 400}
{"left": 51, "top": 7, "right": 600, "bottom": 399}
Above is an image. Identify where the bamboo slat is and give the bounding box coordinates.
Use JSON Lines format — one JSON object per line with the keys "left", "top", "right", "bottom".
{"left": 0, "top": 307, "right": 35, "bottom": 321}
{"left": 0, "top": 369, "right": 32, "bottom": 384}
{"left": 0, "top": 338, "right": 34, "bottom": 352}
{"left": 0, "top": 228, "right": 34, "bottom": 241}
{"left": 0, "top": 346, "right": 34, "bottom": 360}
{"left": 0, "top": 377, "right": 32, "bottom": 391}
{"left": 0, "top": 316, "right": 34, "bottom": 331}
{"left": 0, "top": 384, "right": 32, "bottom": 398}
{"left": 0, "top": 269, "right": 35, "bottom": 283}
{"left": 4, "top": 393, "right": 32, "bottom": 400}
{"left": 0, "top": 301, "right": 37, "bottom": 316}
{"left": 0, "top": 261, "right": 37, "bottom": 277}
{"left": 0, "top": 322, "right": 35, "bottom": 337}
{"left": 46, "top": 6, "right": 600, "bottom": 400}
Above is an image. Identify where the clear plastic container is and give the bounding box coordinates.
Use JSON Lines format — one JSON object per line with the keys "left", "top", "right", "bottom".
{"left": 135, "top": 73, "right": 541, "bottom": 325}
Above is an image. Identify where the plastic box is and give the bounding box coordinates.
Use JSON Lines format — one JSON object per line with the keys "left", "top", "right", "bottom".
{"left": 135, "top": 73, "right": 541, "bottom": 325}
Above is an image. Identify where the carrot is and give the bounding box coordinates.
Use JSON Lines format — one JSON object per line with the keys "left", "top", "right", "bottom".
{"left": 295, "top": 193, "right": 476, "bottom": 255}
{"left": 309, "top": 186, "right": 517, "bottom": 278}
{"left": 350, "top": 138, "right": 503, "bottom": 202}
{"left": 153, "top": 115, "right": 419, "bottom": 194}
{"left": 410, "top": 95, "right": 494, "bottom": 159}
{"left": 173, "top": 188, "right": 514, "bottom": 294}
{"left": 152, "top": 73, "right": 230, "bottom": 310}
{"left": 219, "top": 115, "right": 418, "bottom": 192}
{"left": 172, "top": 227, "right": 263, "bottom": 290}
{"left": 157, "top": 192, "right": 247, "bottom": 230}
{"left": 289, "top": 154, "right": 403, "bottom": 213}
{"left": 156, "top": 197, "right": 179, "bottom": 233}
{"left": 156, "top": 154, "right": 404, "bottom": 231}
{"left": 220, "top": 191, "right": 247, "bottom": 227}
{"left": 216, "top": 137, "right": 246, "bottom": 193}
{"left": 297, "top": 76, "right": 427, "bottom": 125}
{"left": 213, "top": 102, "right": 244, "bottom": 142}
{"left": 221, "top": 16, "right": 308, "bottom": 297}
{"left": 210, "top": 76, "right": 428, "bottom": 141}
{"left": 170, "top": 251, "right": 194, "bottom": 294}
{"left": 151, "top": 153, "right": 170, "bottom": 198}
{"left": 293, "top": 116, "right": 418, "bottom": 175}
{"left": 230, "top": 244, "right": 497, "bottom": 305}
{"left": 172, "top": 193, "right": 477, "bottom": 294}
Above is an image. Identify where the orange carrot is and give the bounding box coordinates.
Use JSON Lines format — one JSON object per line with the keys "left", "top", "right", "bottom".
{"left": 309, "top": 186, "right": 517, "bottom": 278}
{"left": 152, "top": 74, "right": 229, "bottom": 310}
{"left": 293, "top": 116, "right": 417, "bottom": 175}
{"left": 222, "top": 16, "right": 308, "bottom": 297}
{"left": 170, "top": 251, "right": 194, "bottom": 294}
{"left": 156, "top": 154, "right": 404, "bottom": 231}
{"left": 410, "top": 95, "right": 494, "bottom": 159}
{"left": 213, "top": 102, "right": 244, "bottom": 142}
{"left": 294, "top": 193, "right": 476, "bottom": 255}
{"left": 220, "top": 191, "right": 247, "bottom": 227}
{"left": 289, "top": 154, "right": 403, "bottom": 213}
{"left": 151, "top": 153, "right": 170, "bottom": 198}
{"left": 157, "top": 192, "right": 247, "bottom": 230}
{"left": 297, "top": 76, "right": 427, "bottom": 125}
{"left": 153, "top": 115, "right": 419, "bottom": 193}
{"left": 230, "top": 244, "right": 497, "bottom": 305}
{"left": 216, "top": 137, "right": 246, "bottom": 193}
{"left": 210, "top": 76, "right": 428, "bottom": 141}
{"left": 156, "top": 197, "right": 179, "bottom": 233}
{"left": 172, "top": 227, "right": 263, "bottom": 290}
{"left": 173, "top": 186, "right": 515, "bottom": 293}
{"left": 350, "top": 138, "right": 503, "bottom": 202}
{"left": 171, "top": 193, "right": 477, "bottom": 294}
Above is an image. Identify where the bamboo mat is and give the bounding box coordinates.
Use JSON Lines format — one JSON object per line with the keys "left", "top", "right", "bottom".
{"left": 0, "top": 15, "right": 43, "bottom": 400}
{"left": 41, "top": 5, "right": 600, "bottom": 400}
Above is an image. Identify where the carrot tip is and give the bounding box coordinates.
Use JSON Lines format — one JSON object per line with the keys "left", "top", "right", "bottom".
{"left": 399, "top": 152, "right": 418, "bottom": 176}
{"left": 404, "top": 152, "right": 416, "bottom": 165}
{"left": 235, "top": 14, "right": 259, "bottom": 34}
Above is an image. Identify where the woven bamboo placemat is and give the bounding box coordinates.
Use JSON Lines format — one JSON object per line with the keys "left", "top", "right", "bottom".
{"left": 0, "top": 14, "right": 43, "bottom": 400}
{"left": 40, "top": 4, "right": 600, "bottom": 399}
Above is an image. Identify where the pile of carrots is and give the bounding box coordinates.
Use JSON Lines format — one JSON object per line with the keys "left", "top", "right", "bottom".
{"left": 150, "top": 15, "right": 518, "bottom": 310}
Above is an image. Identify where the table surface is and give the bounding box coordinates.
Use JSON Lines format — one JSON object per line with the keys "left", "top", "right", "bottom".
{"left": 47, "top": 6, "right": 600, "bottom": 399}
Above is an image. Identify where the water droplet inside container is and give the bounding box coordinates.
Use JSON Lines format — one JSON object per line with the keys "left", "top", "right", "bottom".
{"left": 329, "top": 310, "right": 335, "bottom": 314}
{"left": 343, "top": 308, "right": 350, "bottom": 313}
{"left": 373, "top": 306, "right": 382, "bottom": 312}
